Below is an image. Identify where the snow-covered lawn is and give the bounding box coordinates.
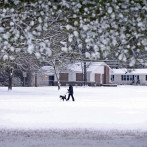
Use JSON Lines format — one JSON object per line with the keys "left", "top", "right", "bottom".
{"left": 0, "top": 85, "right": 147, "bottom": 130}
{"left": 0, "top": 85, "right": 147, "bottom": 146}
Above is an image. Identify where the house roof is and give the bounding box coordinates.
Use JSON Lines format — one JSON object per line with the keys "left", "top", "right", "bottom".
{"left": 67, "top": 62, "right": 108, "bottom": 73}
{"left": 40, "top": 66, "right": 54, "bottom": 75}
{"left": 112, "top": 68, "right": 147, "bottom": 75}
{"left": 40, "top": 62, "right": 110, "bottom": 75}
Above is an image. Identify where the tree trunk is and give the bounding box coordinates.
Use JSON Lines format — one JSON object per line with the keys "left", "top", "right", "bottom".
{"left": 8, "top": 68, "right": 13, "bottom": 90}
{"left": 35, "top": 73, "right": 37, "bottom": 87}
{"left": 52, "top": 61, "right": 60, "bottom": 90}
{"left": 54, "top": 69, "right": 60, "bottom": 90}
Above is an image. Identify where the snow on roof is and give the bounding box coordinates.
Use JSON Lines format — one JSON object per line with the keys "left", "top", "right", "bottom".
{"left": 112, "top": 68, "right": 147, "bottom": 75}
{"left": 40, "top": 62, "right": 109, "bottom": 75}
{"left": 87, "top": 65, "right": 104, "bottom": 73}
{"left": 67, "top": 62, "right": 108, "bottom": 73}
{"left": 40, "top": 66, "right": 54, "bottom": 75}
{"left": 87, "top": 63, "right": 105, "bottom": 73}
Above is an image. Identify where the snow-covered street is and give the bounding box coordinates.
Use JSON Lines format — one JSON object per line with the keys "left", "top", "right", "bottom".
{"left": 0, "top": 129, "right": 147, "bottom": 147}
{"left": 0, "top": 85, "right": 147, "bottom": 146}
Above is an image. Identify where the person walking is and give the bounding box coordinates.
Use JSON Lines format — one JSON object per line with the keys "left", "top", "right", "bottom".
{"left": 66, "top": 85, "right": 75, "bottom": 101}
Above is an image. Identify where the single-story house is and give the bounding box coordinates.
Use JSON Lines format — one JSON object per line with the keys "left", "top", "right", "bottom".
{"left": 111, "top": 68, "right": 147, "bottom": 85}
{"left": 31, "top": 62, "right": 111, "bottom": 87}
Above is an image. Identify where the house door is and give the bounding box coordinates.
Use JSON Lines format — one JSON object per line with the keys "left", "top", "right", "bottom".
{"left": 135, "top": 75, "right": 139, "bottom": 81}
{"left": 137, "top": 75, "right": 139, "bottom": 80}
{"left": 49, "top": 76, "right": 54, "bottom": 86}
{"left": 136, "top": 75, "right": 140, "bottom": 84}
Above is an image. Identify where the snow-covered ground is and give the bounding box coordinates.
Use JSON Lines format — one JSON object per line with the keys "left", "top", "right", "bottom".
{"left": 0, "top": 85, "right": 147, "bottom": 146}
{"left": 0, "top": 85, "right": 147, "bottom": 130}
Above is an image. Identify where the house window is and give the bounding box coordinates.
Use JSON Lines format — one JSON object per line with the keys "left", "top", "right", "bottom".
{"left": 111, "top": 75, "right": 114, "bottom": 81}
{"left": 127, "top": 75, "right": 129, "bottom": 81}
{"left": 130, "top": 75, "right": 134, "bottom": 81}
{"left": 122, "top": 75, "right": 134, "bottom": 81}
{"left": 121, "top": 75, "right": 126, "bottom": 81}
{"left": 124, "top": 75, "right": 126, "bottom": 80}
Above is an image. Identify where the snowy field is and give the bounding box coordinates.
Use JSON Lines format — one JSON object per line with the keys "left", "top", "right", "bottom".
{"left": 0, "top": 85, "right": 147, "bottom": 147}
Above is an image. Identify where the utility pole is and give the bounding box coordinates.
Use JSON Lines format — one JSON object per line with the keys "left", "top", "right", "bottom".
{"left": 83, "top": 61, "right": 87, "bottom": 86}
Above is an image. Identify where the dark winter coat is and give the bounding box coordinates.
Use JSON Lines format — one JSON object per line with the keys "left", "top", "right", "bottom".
{"left": 68, "top": 85, "right": 73, "bottom": 94}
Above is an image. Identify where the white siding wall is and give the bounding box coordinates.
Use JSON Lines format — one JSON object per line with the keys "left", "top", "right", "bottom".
{"left": 112, "top": 74, "right": 147, "bottom": 85}
{"left": 139, "top": 75, "right": 147, "bottom": 85}
{"left": 39, "top": 76, "right": 49, "bottom": 86}
{"left": 32, "top": 75, "right": 49, "bottom": 86}
{"left": 90, "top": 73, "right": 95, "bottom": 82}
{"left": 87, "top": 72, "right": 91, "bottom": 82}
{"left": 68, "top": 72, "right": 76, "bottom": 81}
{"left": 112, "top": 75, "right": 130, "bottom": 85}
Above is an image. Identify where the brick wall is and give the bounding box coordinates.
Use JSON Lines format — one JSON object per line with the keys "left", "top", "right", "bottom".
{"left": 76, "top": 73, "right": 83, "bottom": 81}
{"left": 59, "top": 73, "right": 68, "bottom": 82}
{"left": 95, "top": 74, "right": 100, "bottom": 85}
{"left": 103, "top": 66, "right": 110, "bottom": 84}
{"left": 54, "top": 81, "right": 98, "bottom": 86}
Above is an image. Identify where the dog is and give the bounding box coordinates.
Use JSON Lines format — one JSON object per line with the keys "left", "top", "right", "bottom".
{"left": 59, "top": 95, "right": 66, "bottom": 101}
